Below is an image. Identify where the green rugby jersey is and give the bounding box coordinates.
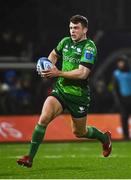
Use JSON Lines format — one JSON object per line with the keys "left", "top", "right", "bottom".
{"left": 55, "top": 37, "right": 97, "bottom": 96}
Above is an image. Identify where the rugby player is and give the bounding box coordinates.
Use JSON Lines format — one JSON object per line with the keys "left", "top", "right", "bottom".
{"left": 17, "top": 14, "right": 112, "bottom": 168}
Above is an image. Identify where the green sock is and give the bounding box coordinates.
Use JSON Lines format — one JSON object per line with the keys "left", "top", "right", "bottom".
{"left": 28, "top": 124, "right": 46, "bottom": 160}
{"left": 84, "top": 126, "right": 108, "bottom": 143}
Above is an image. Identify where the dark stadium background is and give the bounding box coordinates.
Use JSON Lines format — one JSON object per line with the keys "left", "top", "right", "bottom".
{"left": 0, "top": 0, "right": 131, "bottom": 114}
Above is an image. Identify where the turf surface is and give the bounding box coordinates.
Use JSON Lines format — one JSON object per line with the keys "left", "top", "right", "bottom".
{"left": 0, "top": 141, "right": 131, "bottom": 179}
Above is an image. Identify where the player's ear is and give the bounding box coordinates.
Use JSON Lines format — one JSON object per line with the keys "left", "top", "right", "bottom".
{"left": 83, "top": 27, "right": 88, "bottom": 34}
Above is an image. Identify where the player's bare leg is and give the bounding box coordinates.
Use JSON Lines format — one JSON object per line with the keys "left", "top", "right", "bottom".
{"left": 17, "top": 96, "right": 63, "bottom": 167}
{"left": 71, "top": 116, "right": 112, "bottom": 157}
{"left": 71, "top": 116, "right": 87, "bottom": 138}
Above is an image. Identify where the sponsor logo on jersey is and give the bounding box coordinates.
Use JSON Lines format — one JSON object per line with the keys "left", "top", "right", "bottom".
{"left": 63, "top": 56, "right": 80, "bottom": 64}
{"left": 63, "top": 55, "right": 80, "bottom": 64}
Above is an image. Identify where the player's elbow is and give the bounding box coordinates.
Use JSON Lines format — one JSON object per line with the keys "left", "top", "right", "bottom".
{"left": 78, "top": 71, "right": 89, "bottom": 80}
{"left": 80, "top": 73, "right": 88, "bottom": 80}
{"left": 78, "top": 66, "right": 91, "bottom": 80}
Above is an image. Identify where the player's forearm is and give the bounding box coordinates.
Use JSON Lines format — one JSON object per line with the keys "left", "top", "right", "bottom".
{"left": 48, "top": 50, "right": 58, "bottom": 65}
{"left": 59, "top": 68, "right": 90, "bottom": 80}
{"left": 42, "top": 65, "right": 90, "bottom": 79}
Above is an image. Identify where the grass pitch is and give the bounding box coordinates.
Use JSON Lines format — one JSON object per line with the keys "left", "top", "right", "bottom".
{"left": 0, "top": 141, "right": 131, "bottom": 179}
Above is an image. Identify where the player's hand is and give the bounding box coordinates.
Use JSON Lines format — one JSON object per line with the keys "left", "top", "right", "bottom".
{"left": 41, "top": 66, "right": 60, "bottom": 78}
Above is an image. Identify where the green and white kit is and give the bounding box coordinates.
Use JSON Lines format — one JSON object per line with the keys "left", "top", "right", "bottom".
{"left": 51, "top": 37, "right": 97, "bottom": 118}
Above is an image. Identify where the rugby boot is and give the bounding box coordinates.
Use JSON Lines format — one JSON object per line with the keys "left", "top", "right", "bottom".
{"left": 102, "top": 131, "right": 112, "bottom": 157}
{"left": 17, "top": 155, "right": 33, "bottom": 168}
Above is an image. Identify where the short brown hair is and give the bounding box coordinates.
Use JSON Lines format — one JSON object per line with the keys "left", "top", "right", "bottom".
{"left": 70, "top": 15, "right": 88, "bottom": 28}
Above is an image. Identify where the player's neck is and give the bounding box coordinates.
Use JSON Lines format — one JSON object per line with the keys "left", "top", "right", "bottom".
{"left": 73, "top": 35, "right": 87, "bottom": 43}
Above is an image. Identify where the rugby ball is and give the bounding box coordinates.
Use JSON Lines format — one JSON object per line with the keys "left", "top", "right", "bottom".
{"left": 36, "top": 57, "right": 53, "bottom": 73}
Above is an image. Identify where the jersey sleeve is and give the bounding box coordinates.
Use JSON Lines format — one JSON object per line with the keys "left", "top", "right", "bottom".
{"left": 80, "top": 43, "right": 97, "bottom": 69}
{"left": 54, "top": 37, "right": 69, "bottom": 57}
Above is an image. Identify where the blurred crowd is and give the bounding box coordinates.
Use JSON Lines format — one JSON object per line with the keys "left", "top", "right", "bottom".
{"left": 0, "top": 69, "right": 53, "bottom": 115}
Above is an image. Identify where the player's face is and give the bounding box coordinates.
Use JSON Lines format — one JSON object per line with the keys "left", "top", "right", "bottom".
{"left": 117, "top": 60, "right": 126, "bottom": 70}
{"left": 69, "top": 22, "right": 87, "bottom": 42}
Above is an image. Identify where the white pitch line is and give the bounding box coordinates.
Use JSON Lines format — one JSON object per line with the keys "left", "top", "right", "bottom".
{"left": 7, "top": 154, "right": 131, "bottom": 159}
{"left": 7, "top": 147, "right": 91, "bottom": 152}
